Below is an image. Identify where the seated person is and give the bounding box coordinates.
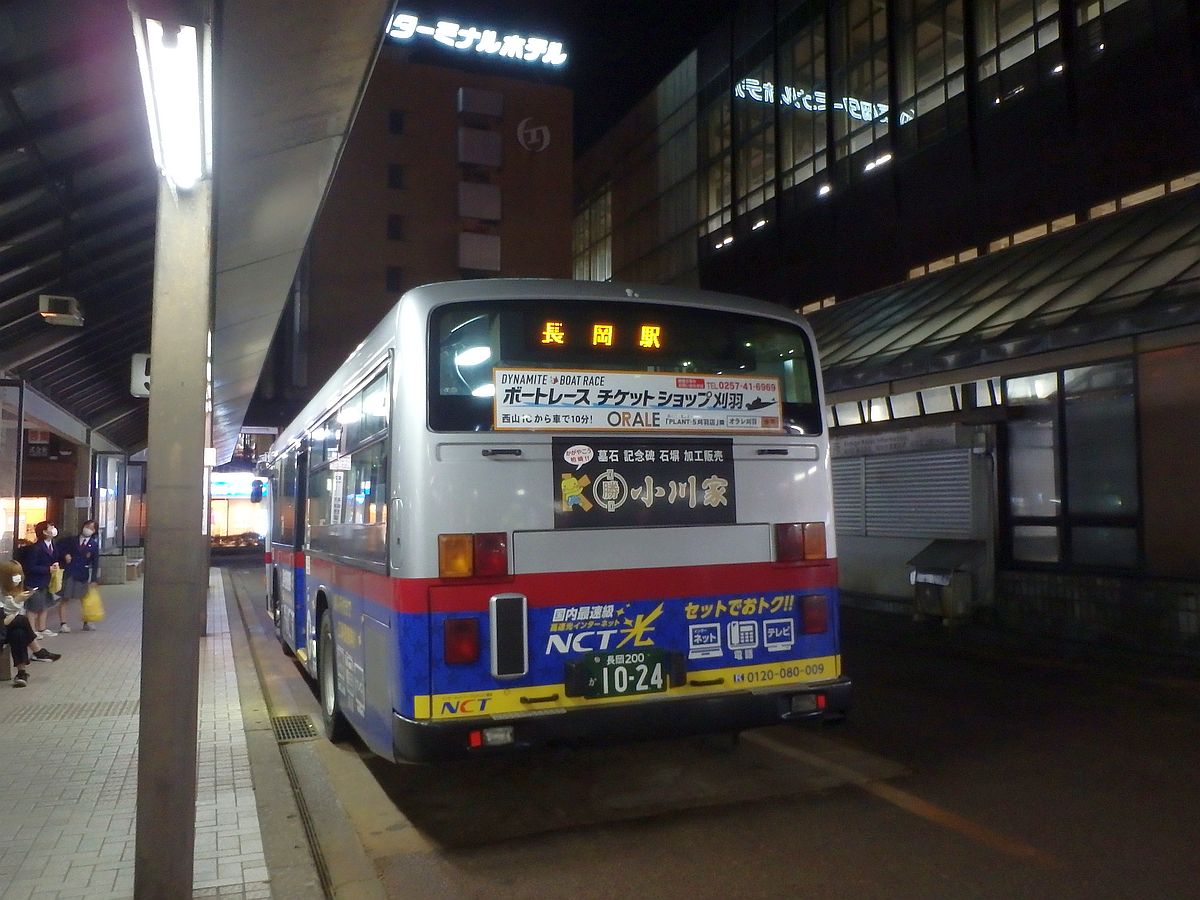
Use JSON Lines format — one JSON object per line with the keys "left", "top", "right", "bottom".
{"left": 2, "top": 559, "right": 62, "bottom": 687}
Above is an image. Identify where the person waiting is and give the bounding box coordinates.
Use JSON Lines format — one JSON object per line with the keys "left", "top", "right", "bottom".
{"left": 2, "top": 559, "right": 62, "bottom": 688}
{"left": 22, "top": 521, "right": 63, "bottom": 637}
{"left": 59, "top": 518, "right": 100, "bottom": 632}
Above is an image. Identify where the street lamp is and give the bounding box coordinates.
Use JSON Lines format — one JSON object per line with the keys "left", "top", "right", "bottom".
{"left": 129, "top": 4, "right": 212, "bottom": 191}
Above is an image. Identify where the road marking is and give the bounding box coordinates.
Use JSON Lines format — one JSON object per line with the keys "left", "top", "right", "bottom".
{"left": 746, "top": 731, "right": 1062, "bottom": 870}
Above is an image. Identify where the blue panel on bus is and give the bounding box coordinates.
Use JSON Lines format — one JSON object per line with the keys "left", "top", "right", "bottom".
{"left": 423, "top": 588, "right": 840, "bottom": 696}
{"left": 292, "top": 568, "right": 306, "bottom": 652}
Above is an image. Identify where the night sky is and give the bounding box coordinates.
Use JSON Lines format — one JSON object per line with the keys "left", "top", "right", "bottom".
{"left": 398, "top": 1, "right": 738, "bottom": 150}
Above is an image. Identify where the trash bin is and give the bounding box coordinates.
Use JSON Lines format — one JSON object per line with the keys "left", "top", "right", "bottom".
{"left": 907, "top": 539, "right": 985, "bottom": 622}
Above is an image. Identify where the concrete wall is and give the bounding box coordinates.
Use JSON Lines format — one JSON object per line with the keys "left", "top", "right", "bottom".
{"left": 306, "top": 49, "right": 573, "bottom": 390}
{"left": 1138, "top": 342, "right": 1200, "bottom": 579}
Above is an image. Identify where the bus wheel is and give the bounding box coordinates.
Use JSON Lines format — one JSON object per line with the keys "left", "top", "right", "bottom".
{"left": 318, "top": 613, "right": 351, "bottom": 742}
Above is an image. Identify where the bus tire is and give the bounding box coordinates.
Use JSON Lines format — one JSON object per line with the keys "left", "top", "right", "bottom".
{"left": 318, "top": 613, "right": 351, "bottom": 742}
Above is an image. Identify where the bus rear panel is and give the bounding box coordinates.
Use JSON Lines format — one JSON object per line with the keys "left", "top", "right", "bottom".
{"left": 267, "top": 281, "right": 850, "bottom": 762}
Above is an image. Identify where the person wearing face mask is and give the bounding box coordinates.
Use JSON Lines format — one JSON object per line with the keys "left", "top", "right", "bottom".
{"left": 21, "top": 521, "right": 64, "bottom": 638}
{"left": 2, "top": 559, "right": 63, "bottom": 687}
{"left": 59, "top": 519, "right": 100, "bottom": 632}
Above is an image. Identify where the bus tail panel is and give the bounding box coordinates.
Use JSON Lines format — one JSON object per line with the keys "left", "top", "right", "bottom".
{"left": 393, "top": 677, "right": 852, "bottom": 762}
{"left": 409, "top": 560, "right": 846, "bottom": 742}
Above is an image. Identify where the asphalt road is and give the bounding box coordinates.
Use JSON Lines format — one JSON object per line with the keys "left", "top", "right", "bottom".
{"left": 224, "top": 562, "right": 1200, "bottom": 899}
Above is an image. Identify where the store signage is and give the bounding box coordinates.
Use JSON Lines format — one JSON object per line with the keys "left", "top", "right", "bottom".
{"left": 734, "top": 77, "right": 915, "bottom": 125}
{"left": 387, "top": 13, "right": 568, "bottom": 66}
{"left": 552, "top": 437, "right": 736, "bottom": 530}
{"left": 209, "top": 471, "right": 269, "bottom": 500}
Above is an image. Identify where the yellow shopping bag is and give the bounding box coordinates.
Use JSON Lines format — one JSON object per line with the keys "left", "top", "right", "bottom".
{"left": 81, "top": 586, "right": 106, "bottom": 623}
{"left": 48, "top": 566, "right": 63, "bottom": 593}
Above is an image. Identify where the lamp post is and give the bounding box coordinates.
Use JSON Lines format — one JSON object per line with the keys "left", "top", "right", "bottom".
{"left": 129, "top": 3, "right": 214, "bottom": 897}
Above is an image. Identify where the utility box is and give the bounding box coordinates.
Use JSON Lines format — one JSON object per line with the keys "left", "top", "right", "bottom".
{"left": 908, "top": 539, "right": 985, "bottom": 623}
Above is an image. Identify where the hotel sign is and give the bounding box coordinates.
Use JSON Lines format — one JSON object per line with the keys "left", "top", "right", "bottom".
{"left": 388, "top": 13, "right": 568, "bottom": 66}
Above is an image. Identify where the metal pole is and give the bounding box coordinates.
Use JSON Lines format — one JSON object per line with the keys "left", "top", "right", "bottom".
{"left": 134, "top": 176, "right": 212, "bottom": 898}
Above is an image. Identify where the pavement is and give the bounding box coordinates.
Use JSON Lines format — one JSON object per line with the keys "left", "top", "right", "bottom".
{"left": 0, "top": 568, "right": 274, "bottom": 900}
{"left": 3, "top": 563, "right": 1195, "bottom": 900}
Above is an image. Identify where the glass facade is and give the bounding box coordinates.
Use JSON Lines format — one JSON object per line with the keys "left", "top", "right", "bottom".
{"left": 572, "top": 188, "right": 612, "bottom": 281}
{"left": 1003, "top": 361, "right": 1140, "bottom": 571}
{"left": 699, "top": 76, "right": 733, "bottom": 239}
{"left": 975, "top": 0, "right": 1062, "bottom": 103}
{"left": 830, "top": 0, "right": 891, "bottom": 167}
{"left": 575, "top": 56, "right": 700, "bottom": 284}
{"left": 733, "top": 35, "right": 777, "bottom": 216}
{"left": 894, "top": 0, "right": 965, "bottom": 152}
{"left": 0, "top": 382, "right": 18, "bottom": 559}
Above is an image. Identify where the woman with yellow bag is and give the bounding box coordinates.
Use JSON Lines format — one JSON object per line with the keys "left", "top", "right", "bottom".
{"left": 61, "top": 518, "right": 101, "bottom": 632}
{"left": 21, "top": 521, "right": 64, "bottom": 638}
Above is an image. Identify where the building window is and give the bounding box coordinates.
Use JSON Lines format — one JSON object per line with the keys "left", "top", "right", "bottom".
{"left": 387, "top": 164, "right": 404, "bottom": 189}
{"left": 698, "top": 78, "right": 732, "bottom": 238}
{"left": 895, "top": 0, "right": 966, "bottom": 153}
{"left": 1003, "top": 361, "right": 1140, "bottom": 570}
{"left": 385, "top": 266, "right": 404, "bottom": 292}
{"left": 388, "top": 109, "right": 405, "bottom": 135}
{"left": 733, "top": 40, "right": 776, "bottom": 218}
{"left": 387, "top": 214, "right": 404, "bottom": 240}
{"left": 976, "top": 0, "right": 1062, "bottom": 104}
{"left": 830, "top": 0, "right": 890, "bottom": 169}
{"left": 572, "top": 188, "right": 612, "bottom": 281}
{"left": 778, "top": 8, "right": 828, "bottom": 194}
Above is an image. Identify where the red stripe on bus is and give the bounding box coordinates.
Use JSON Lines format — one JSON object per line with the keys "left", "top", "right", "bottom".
{"left": 416, "top": 560, "right": 838, "bottom": 614}
{"left": 268, "top": 547, "right": 307, "bottom": 569}
{"left": 294, "top": 556, "right": 837, "bottom": 614}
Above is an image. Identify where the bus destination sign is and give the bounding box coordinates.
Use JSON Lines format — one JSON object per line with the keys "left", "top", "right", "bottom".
{"left": 493, "top": 367, "right": 783, "bottom": 434}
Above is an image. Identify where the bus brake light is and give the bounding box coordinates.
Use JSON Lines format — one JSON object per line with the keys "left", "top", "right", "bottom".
{"left": 474, "top": 532, "right": 509, "bottom": 577}
{"left": 444, "top": 617, "right": 480, "bottom": 664}
{"left": 774, "top": 522, "right": 827, "bottom": 562}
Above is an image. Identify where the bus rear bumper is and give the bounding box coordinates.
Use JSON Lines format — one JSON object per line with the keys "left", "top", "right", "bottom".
{"left": 391, "top": 677, "right": 852, "bottom": 762}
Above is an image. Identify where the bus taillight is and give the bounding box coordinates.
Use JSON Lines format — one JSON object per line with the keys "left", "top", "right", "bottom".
{"left": 774, "top": 522, "right": 827, "bottom": 562}
{"left": 801, "top": 594, "right": 829, "bottom": 634}
{"left": 438, "top": 532, "right": 509, "bottom": 578}
{"left": 473, "top": 532, "right": 509, "bottom": 577}
{"left": 444, "top": 617, "right": 480, "bottom": 664}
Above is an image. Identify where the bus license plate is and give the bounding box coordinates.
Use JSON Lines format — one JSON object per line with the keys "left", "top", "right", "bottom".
{"left": 580, "top": 650, "right": 667, "bottom": 699}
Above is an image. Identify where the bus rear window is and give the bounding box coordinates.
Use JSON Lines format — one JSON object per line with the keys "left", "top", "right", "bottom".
{"left": 429, "top": 299, "right": 823, "bottom": 434}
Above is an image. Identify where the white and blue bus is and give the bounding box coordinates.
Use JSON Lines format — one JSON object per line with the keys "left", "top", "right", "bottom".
{"left": 262, "top": 279, "right": 850, "bottom": 761}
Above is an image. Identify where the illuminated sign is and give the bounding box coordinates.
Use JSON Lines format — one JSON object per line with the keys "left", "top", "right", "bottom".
{"left": 494, "top": 368, "right": 784, "bottom": 434}
{"left": 387, "top": 13, "right": 568, "bottom": 66}
{"left": 538, "top": 320, "right": 665, "bottom": 351}
{"left": 209, "top": 472, "right": 269, "bottom": 500}
{"left": 734, "top": 77, "right": 915, "bottom": 125}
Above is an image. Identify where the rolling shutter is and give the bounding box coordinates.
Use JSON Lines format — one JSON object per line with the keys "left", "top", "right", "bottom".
{"left": 833, "top": 449, "right": 973, "bottom": 538}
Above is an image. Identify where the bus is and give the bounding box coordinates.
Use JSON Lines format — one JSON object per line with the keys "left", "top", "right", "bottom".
{"left": 262, "top": 279, "right": 850, "bottom": 761}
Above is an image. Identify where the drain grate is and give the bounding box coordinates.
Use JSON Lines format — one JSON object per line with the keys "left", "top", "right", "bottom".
{"left": 272, "top": 714, "right": 319, "bottom": 742}
{"left": 0, "top": 699, "right": 140, "bottom": 724}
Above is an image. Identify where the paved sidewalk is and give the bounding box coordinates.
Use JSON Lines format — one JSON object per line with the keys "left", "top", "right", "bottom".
{"left": 0, "top": 569, "right": 270, "bottom": 899}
